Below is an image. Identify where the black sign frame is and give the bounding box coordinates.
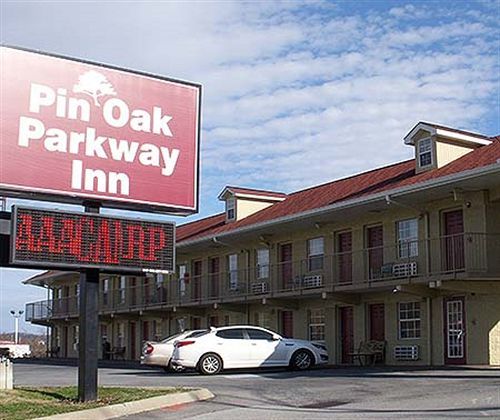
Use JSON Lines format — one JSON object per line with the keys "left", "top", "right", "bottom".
{"left": 10, "top": 206, "right": 175, "bottom": 274}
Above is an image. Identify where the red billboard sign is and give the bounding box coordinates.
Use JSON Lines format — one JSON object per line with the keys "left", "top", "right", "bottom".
{"left": 11, "top": 206, "right": 175, "bottom": 273}
{"left": 0, "top": 46, "right": 201, "bottom": 214}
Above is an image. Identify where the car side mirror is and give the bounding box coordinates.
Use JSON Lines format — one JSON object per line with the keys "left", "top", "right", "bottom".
{"left": 272, "top": 334, "right": 281, "bottom": 341}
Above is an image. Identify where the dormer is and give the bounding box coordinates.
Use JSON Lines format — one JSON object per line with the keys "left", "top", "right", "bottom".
{"left": 218, "top": 186, "right": 287, "bottom": 222}
{"left": 404, "top": 122, "right": 492, "bottom": 174}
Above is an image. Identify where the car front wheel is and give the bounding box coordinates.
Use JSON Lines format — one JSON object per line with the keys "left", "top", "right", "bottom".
{"left": 291, "top": 349, "right": 314, "bottom": 370}
{"left": 198, "top": 353, "right": 223, "bottom": 375}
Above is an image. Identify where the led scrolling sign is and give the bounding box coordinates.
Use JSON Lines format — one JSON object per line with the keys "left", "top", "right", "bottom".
{"left": 10, "top": 207, "right": 175, "bottom": 273}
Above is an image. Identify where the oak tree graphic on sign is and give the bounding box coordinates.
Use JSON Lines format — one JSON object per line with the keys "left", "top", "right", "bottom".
{"left": 73, "top": 70, "right": 116, "bottom": 106}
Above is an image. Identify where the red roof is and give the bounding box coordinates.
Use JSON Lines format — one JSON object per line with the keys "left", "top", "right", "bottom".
{"left": 178, "top": 139, "right": 500, "bottom": 243}
{"left": 176, "top": 212, "right": 226, "bottom": 242}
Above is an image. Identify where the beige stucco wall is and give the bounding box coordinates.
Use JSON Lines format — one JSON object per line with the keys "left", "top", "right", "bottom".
{"left": 435, "top": 139, "right": 475, "bottom": 168}
{"left": 466, "top": 293, "right": 500, "bottom": 365}
{"left": 236, "top": 198, "right": 275, "bottom": 221}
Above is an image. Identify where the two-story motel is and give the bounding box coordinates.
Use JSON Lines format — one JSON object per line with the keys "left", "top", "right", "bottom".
{"left": 25, "top": 122, "right": 500, "bottom": 366}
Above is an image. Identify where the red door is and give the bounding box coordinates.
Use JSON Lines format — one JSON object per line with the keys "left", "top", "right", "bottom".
{"left": 369, "top": 303, "right": 385, "bottom": 341}
{"left": 338, "top": 231, "right": 352, "bottom": 284}
{"left": 281, "top": 311, "right": 294, "bottom": 338}
{"left": 443, "top": 296, "right": 466, "bottom": 365}
{"left": 209, "top": 257, "right": 220, "bottom": 298}
{"left": 192, "top": 317, "right": 202, "bottom": 329}
{"left": 129, "top": 322, "right": 136, "bottom": 360}
{"left": 192, "top": 260, "right": 202, "bottom": 300}
{"left": 443, "top": 210, "right": 464, "bottom": 271}
{"left": 209, "top": 315, "right": 219, "bottom": 327}
{"left": 340, "top": 306, "right": 354, "bottom": 364}
{"left": 367, "top": 226, "right": 383, "bottom": 279}
{"left": 280, "top": 243, "right": 293, "bottom": 289}
{"left": 142, "top": 321, "right": 149, "bottom": 342}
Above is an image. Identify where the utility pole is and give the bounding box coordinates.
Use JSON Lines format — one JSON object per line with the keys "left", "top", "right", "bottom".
{"left": 10, "top": 310, "right": 24, "bottom": 344}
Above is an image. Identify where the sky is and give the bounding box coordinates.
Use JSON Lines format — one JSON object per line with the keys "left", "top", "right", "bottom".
{"left": 0, "top": 0, "right": 499, "bottom": 333}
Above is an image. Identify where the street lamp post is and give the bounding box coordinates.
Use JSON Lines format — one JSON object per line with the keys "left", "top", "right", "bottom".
{"left": 10, "top": 310, "right": 24, "bottom": 344}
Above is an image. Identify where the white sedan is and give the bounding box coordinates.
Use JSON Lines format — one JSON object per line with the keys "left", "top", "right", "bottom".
{"left": 171, "top": 325, "right": 329, "bottom": 375}
{"left": 140, "top": 330, "right": 205, "bottom": 371}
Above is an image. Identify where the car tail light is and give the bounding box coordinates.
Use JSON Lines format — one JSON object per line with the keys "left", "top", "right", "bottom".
{"left": 144, "top": 344, "right": 154, "bottom": 354}
{"left": 176, "top": 340, "right": 195, "bottom": 348}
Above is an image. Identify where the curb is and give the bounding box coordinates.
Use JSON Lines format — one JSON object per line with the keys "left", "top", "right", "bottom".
{"left": 33, "top": 388, "right": 214, "bottom": 420}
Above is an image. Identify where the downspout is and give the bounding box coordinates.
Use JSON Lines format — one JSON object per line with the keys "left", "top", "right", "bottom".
{"left": 45, "top": 284, "right": 50, "bottom": 357}
{"left": 424, "top": 211, "right": 431, "bottom": 277}
{"left": 427, "top": 296, "right": 433, "bottom": 366}
{"left": 245, "top": 249, "right": 250, "bottom": 324}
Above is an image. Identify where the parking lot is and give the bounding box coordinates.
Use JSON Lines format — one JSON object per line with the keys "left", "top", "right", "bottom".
{"left": 13, "top": 362, "right": 500, "bottom": 419}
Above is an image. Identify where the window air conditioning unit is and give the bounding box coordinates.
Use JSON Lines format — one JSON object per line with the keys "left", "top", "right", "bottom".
{"left": 303, "top": 274, "right": 323, "bottom": 288}
{"left": 393, "top": 262, "right": 418, "bottom": 277}
{"left": 393, "top": 345, "right": 419, "bottom": 360}
{"left": 251, "top": 282, "right": 269, "bottom": 294}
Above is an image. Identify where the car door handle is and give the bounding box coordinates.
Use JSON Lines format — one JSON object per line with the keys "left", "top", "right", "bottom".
{"left": 251, "top": 343, "right": 257, "bottom": 346}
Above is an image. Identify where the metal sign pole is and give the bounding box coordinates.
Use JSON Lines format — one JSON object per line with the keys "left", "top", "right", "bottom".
{"left": 78, "top": 202, "right": 100, "bottom": 402}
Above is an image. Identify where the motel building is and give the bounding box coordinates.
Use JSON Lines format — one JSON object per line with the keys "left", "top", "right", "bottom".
{"left": 24, "top": 122, "right": 500, "bottom": 366}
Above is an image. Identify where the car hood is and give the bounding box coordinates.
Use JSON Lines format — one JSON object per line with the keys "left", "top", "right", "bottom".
{"left": 282, "top": 338, "right": 326, "bottom": 350}
{"left": 282, "top": 338, "right": 313, "bottom": 346}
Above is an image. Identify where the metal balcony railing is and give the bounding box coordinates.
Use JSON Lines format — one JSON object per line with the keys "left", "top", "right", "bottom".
{"left": 25, "top": 233, "right": 500, "bottom": 321}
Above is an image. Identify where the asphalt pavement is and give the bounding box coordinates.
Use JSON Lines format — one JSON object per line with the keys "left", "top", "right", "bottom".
{"left": 12, "top": 361, "right": 500, "bottom": 419}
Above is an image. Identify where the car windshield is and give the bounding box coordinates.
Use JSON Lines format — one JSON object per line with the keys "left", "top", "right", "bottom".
{"left": 187, "top": 330, "right": 210, "bottom": 338}
{"left": 160, "top": 329, "right": 209, "bottom": 343}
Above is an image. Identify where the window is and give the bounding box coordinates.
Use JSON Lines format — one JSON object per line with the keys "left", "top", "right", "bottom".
{"left": 54, "top": 327, "right": 61, "bottom": 348}
{"left": 228, "top": 254, "right": 238, "bottom": 290}
{"left": 418, "top": 138, "right": 432, "bottom": 167}
{"left": 246, "top": 328, "right": 274, "bottom": 340}
{"left": 155, "top": 273, "right": 163, "bottom": 287}
{"left": 73, "top": 325, "right": 79, "bottom": 351}
{"left": 226, "top": 198, "right": 236, "bottom": 220}
{"left": 119, "top": 276, "right": 126, "bottom": 304}
{"left": 256, "top": 248, "right": 270, "bottom": 279}
{"left": 309, "top": 308, "right": 325, "bottom": 342}
{"left": 100, "top": 324, "right": 108, "bottom": 340}
{"left": 308, "top": 237, "right": 324, "bottom": 271}
{"left": 178, "top": 264, "right": 187, "bottom": 296}
{"left": 117, "top": 323, "right": 125, "bottom": 347}
{"left": 216, "top": 328, "right": 246, "bottom": 339}
{"left": 102, "top": 278, "right": 109, "bottom": 306}
{"left": 155, "top": 274, "right": 165, "bottom": 303}
{"left": 398, "top": 302, "right": 421, "bottom": 339}
{"left": 397, "top": 219, "right": 419, "bottom": 258}
{"left": 152, "top": 320, "right": 161, "bottom": 341}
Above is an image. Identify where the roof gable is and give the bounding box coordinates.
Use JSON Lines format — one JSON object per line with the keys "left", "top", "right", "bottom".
{"left": 404, "top": 121, "right": 491, "bottom": 146}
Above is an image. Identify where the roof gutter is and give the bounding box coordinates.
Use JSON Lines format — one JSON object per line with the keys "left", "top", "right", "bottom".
{"left": 178, "top": 162, "right": 500, "bottom": 248}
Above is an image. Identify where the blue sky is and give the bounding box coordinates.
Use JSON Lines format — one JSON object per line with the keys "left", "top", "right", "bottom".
{"left": 0, "top": 0, "right": 498, "bottom": 333}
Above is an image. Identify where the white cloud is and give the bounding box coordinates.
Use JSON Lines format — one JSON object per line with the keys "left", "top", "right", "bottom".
{"left": 2, "top": 0, "right": 497, "bottom": 202}
{"left": 0, "top": 1, "right": 498, "bottom": 323}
